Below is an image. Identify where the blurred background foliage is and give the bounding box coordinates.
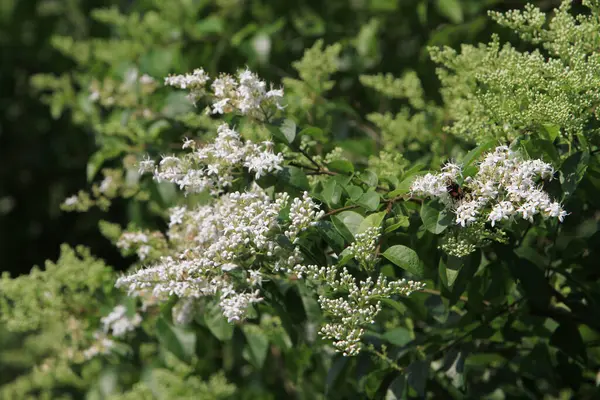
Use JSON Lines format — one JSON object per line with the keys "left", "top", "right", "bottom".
{"left": 0, "top": 0, "right": 560, "bottom": 277}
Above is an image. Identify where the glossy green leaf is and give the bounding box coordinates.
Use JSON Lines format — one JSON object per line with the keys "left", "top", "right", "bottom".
{"left": 277, "top": 166, "right": 309, "bottom": 191}
{"left": 322, "top": 178, "right": 343, "bottom": 207}
{"left": 358, "top": 211, "right": 386, "bottom": 233}
{"left": 156, "top": 316, "right": 196, "bottom": 361}
{"left": 242, "top": 325, "right": 270, "bottom": 368}
{"left": 383, "top": 327, "right": 413, "bottom": 347}
{"left": 560, "top": 151, "right": 589, "bottom": 199}
{"left": 203, "top": 302, "right": 233, "bottom": 341}
{"left": 332, "top": 210, "right": 364, "bottom": 239}
{"left": 407, "top": 360, "right": 428, "bottom": 397}
{"left": 384, "top": 215, "right": 410, "bottom": 233}
{"left": 383, "top": 245, "right": 425, "bottom": 278}
{"left": 356, "top": 191, "right": 380, "bottom": 211}
{"left": 420, "top": 199, "right": 453, "bottom": 234}
{"left": 327, "top": 160, "right": 354, "bottom": 174}
{"left": 436, "top": 0, "right": 463, "bottom": 23}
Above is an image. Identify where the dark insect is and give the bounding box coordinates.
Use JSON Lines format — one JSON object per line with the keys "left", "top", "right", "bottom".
{"left": 446, "top": 180, "right": 465, "bottom": 200}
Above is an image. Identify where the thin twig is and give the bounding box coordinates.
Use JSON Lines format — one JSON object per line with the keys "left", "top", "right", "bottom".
{"left": 324, "top": 204, "right": 360, "bottom": 217}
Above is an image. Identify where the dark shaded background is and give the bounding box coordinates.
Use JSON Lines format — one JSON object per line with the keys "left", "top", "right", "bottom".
{"left": 0, "top": 0, "right": 563, "bottom": 276}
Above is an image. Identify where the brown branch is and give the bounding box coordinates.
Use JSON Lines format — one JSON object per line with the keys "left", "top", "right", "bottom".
{"left": 324, "top": 204, "right": 360, "bottom": 217}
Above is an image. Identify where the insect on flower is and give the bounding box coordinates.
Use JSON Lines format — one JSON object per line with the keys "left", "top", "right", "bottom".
{"left": 445, "top": 178, "right": 466, "bottom": 200}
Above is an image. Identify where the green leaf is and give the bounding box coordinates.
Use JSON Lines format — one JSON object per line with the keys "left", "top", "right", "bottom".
{"left": 298, "top": 283, "right": 321, "bottom": 321}
{"left": 298, "top": 126, "right": 327, "bottom": 143}
{"left": 280, "top": 118, "right": 297, "bottom": 144}
{"left": 277, "top": 166, "right": 309, "bottom": 191}
{"left": 407, "top": 360, "right": 429, "bottom": 397}
{"left": 421, "top": 199, "right": 453, "bottom": 234}
{"left": 345, "top": 184, "right": 364, "bottom": 201}
{"left": 358, "top": 211, "right": 387, "bottom": 233}
{"left": 156, "top": 316, "right": 196, "bottom": 361}
{"left": 356, "top": 191, "right": 380, "bottom": 211}
{"left": 385, "top": 376, "right": 406, "bottom": 400}
{"left": 383, "top": 245, "right": 425, "bottom": 278}
{"left": 203, "top": 302, "right": 233, "bottom": 341}
{"left": 332, "top": 211, "right": 364, "bottom": 239}
{"left": 317, "top": 220, "right": 346, "bottom": 253}
{"left": 524, "top": 137, "right": 560, "bottom": 165}
{"left": 242, "top": 325, "right": 270, "bottom": 368}
{"left": 461, "top": 139, "right": 497, "bottom": 168}
{"left": 322, "top": 178, "right": 343, "bottom": 207}
{"left": 359, "top": 170, "right": 379, "bottom": 187}
{"left": 551, "top": 324, "right": 587, "bottom": 363}
{"left": 191, "top": 16, "right": 224, "bottom": 38}
{"left": 140, "top": 47, "right": 177, "bottom": 78}
{"left": 384, "top": 215, "right": 410, "bottom": 233}
{"left": 379, "top": 297, "right": 408, "bottom": 314}
{"left": 326, "top": 357, "right": 349, "bottom": 395}
{"left": 560, "top": 151, "right": 589, "bottom": 199}
{"left": 508, "top": 255, "right": 551, "bottom": 309}
{"left": 383, "top": 327, "right": 413, "bottom": 347}
{"left": 87, "top": 142, "right": 128, "bottom": 181}
{"left": 439, "top": 256, "right": 462, "bottom": 290}
{"left": 541, "top": 124, "right": 560, "bottom": 142}
{"left": 338, "top": 247, "right": 354, "bottom": 266}
{"left": 436, "top": 0, "right": 463, "bottom": 23}
{"left": 327, "top": 160, "right": 354, "bottom": 174}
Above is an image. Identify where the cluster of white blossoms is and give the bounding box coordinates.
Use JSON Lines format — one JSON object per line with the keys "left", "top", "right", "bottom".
{"left": 411, "top": 146, "right": 567, "bottom": 227}
{"left": 164, "top": 67, "right": 284, "bottom": 118}
{"left": 117, "top": 231, "right": 151, "bottom": 260}
{"left": 293, "top": 263, "right": 425, "bottom": 356}
{"left": 138, "top": 124, "right": 284, "bottom": 195}
{"left": 346, "top": 227, "right": 380, "bottom": 269}
{"left": 285, "top": 192, "right": 326, "bottom": 243}
{"left": 82, "top": 332, "right": 115, "bottom": 360}
{"left": 116, "top": 186, "right": 323, "bottom": 322}
{"left": 100, "top": 305, "right": 142, "bottom": 337}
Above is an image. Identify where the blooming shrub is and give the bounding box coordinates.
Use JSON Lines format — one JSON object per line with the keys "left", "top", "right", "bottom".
{"left": 3, "top": 0, "right": 600, "bottom": 398}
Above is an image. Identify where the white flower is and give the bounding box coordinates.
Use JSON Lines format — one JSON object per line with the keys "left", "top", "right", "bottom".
{"left": 63, "top": 195, "right": 78, "bottom": 207}
{"left": 101, "top": 305, "right": 142, "bottom": 337}
{"left": 221, "top": 263, "right": 239, "bottom": 272}
{"left": 411, "top": 146, "right": 566, "bottom": 228}
{"left": 139, "top": 74, "right": 155, "bottom": 84}
{"left": 150, "top": 124, "right": 283, "bottom": 194}
{"left": 138, "top": 156, "right": 155, "bottom": 174}
{"left": 285, "top": 192, "right": 325, "bottom": 243}
{"left": 169, "top": 206, "right": 187, "bottom": 227}
{"left": 99, "top": 176, "right": 113, "bottom": 193}
{"left": 410, "top": 173, "right": 448, "bottom": 198}
{"left": 488, "top": 201, "right": 515, "bottom": 226}
{"left": 455, "top": 200, "right": 483, "bottom": 227}
{"left": 211, "top": 98, "right": 230, "bottom": 114}
{"left": 116, "top": 186, "right": 324, "bottom": 323}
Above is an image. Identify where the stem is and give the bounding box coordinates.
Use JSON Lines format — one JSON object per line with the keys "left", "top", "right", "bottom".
{"left": 324, "top": 204, "right": 360, "bottom": 217}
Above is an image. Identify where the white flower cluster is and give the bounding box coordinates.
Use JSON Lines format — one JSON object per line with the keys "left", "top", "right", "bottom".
{"left": 117, "top": 231, "right": 151, "bottom": 260}
{"left": 164, "top": 68, "right": 210, "bottom": 103}
{"left": 82, "top": 332, "right": 115, "bottom": 360}
{"left": 142, "top": 124, "right": 283, "bottom": 195}
{"left": 171, "top": 298, "right": 198, "bottom": 326}
{"left": 346, "top": 227, "right": 380, "bottom": 269}
{"left": 285, "top": 192, "right": 325, "bottom": 243}
{"left": 164, "top": 67, "right": 284, "bottom": 118}
{"left": 411, "top": 146, "right": 567, "bottom": 227}
{"left": 294, "top": 263, "right": 424, "bottom": 356}
{"left": 101, "top": 305, "right": 142, "bottom": 337}
{"left": 116, "top": 186, "right": 323, "bottom": 323}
